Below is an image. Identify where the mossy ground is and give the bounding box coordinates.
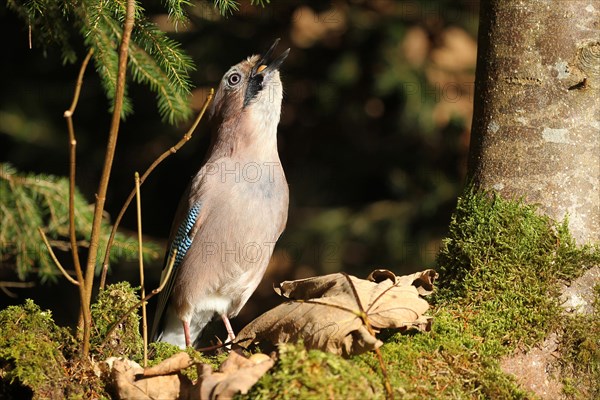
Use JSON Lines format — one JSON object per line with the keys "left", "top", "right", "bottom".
{"left": 240, "top": 191, "right": 599, "bottom": 399}
{"left": 558, "top": 284, "right": 600, "bottom": 399}
{"left": 1, "top": 191, "right": 598, "bottom": 399}
{"left": 0, "top": 299, "right": 104, "bottom": 399}
{"left": 0, "top": 282, "right": 223, "bottom": 399}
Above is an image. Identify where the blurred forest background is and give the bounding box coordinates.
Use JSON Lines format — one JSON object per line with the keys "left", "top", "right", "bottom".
{"left": 0, "top": 0, "right": 479, "bottom": 330}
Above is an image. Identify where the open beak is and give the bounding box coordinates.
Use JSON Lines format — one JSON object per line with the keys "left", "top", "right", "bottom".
{"left": 254, "top": 38, "right": 290, "bottom": 75}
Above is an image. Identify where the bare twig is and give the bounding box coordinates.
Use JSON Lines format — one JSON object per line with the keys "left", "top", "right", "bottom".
{"left": 0, "top": 281, "right": 36, "bottom": 298}
{"left": 37, "top": 228, "right": 80, "bottom": 286}
{"left": 0, "top": 281, "right": 36, "bottom": 288}
{"left": 135, "top": 172, "right": 148, "bottom": 367}
{"left": 286, "top": 274, "right": 395, "bottom": 400}
{"left": 64, "top": 48, "right": 94, "bottom": 336}
{"left": 373, "top": 346, "right": 393, "bottom": 400}
{"left": 98, "top": 249, "right": 177, "bottom": 350}
{"left": 99, "top": 88, "right": 214, "bottom": 288}
{"left": 341, "top": 274, "right": 393, "bottom": 400}
{"left": 82, "top": 0, "right": 136, "bottom": 357}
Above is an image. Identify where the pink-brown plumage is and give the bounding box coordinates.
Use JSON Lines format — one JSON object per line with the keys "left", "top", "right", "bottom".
{"left": 152, "top": 40, "right": 290, "bottom": 348}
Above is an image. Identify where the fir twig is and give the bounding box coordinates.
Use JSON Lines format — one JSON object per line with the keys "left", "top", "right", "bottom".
{"left": 83, "top": 8, "right": 134, "bottom": 118}
{"left": 8, "top": 0, "right": 196, "bottom": 121}
{"left": 99, "top": 88, "right": 214, "bottom": 288}
{"left": 94, "top": 14, "right": 194, "bottom": 123}
{"left": 129, "top": 20, "right": 194, "bottom": 124}
{"left": 0, "top": 164, "right": 158, "bottom": 284}
{"left": 213, "top": 0, "right": 240, "bottom": 15}
{"left": 83, "top": 0, "right": 136, "bottom": 357}
{"left": 165, "top": 0, "right": 191, "bottom": 26}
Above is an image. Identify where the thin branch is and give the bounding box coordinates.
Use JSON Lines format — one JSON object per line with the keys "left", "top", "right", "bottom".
{"left": 28, "top": 19, "right": 32, "bottom": 49}
{"left": 0, "top": 281, "right": 36, "bottom": 298}
{"left": 64, "top": 48, "right": 94, "bottom": 336}
{"left": 82, "top": 0, "right": 136, "bottom": 357}
{"left": 374, "top": 346, "right": 393, "bottom": 400}
{"left": 135, "top": 172, "right": 148, "bottom": 367}
{"left": 0, "top": 281, "right": 36, "bottom": 288}
{"left": 340, "top": 274, "right": 393, "bottom": 400}
{"left": 65, "top": 49, "right": 95, "bottom": 117}
{"left": 343, "top": 274, "right": 393, "bottom": 400}
{"left": 99, "top": 88, "right": 214, "bottom": 288}
{"left": 290, "top": 275, "right": 395, "bottom": 400}
{"left": 342, "top": 272, "right": 366, "bottom": 314}
{"left": 98, "top": 249, "right": 177, "bottom": 351}
{"left": 37, "top": 228, "right": 80, "bottom": 286}
{"left": 366, "top": 277, "right": 404, "bottom": 315}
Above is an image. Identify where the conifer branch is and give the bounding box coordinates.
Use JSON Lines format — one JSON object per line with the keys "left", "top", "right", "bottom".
{"left": 0, "top": 164, "right": 158, "bottom": 285}
{"left": 8, "top": 0, "right": 267, "bottom": 124}
{"left": 84, "top": 14, "right": 133, "bottom": 118}
{"left": 213, "top": 0, "right": 240, "bottom": 15}
{"left": 165, "top": 0, "right": 191, "bottom": 25}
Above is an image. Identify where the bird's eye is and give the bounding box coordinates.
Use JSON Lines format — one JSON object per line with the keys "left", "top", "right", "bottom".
{"left": 227, "top": 73, "right": 241, "bottom": 86}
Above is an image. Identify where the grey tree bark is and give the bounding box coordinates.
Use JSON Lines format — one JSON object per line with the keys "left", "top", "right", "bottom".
{"left": 467, "top": 2, "right": 599, "bottom": 397}
{"left": 468, "top": 0, "right": 599, "bottom": 245}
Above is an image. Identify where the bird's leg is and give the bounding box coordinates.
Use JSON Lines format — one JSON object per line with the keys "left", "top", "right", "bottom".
{"left": 220, "top": 313, "right": 236, "bottom": 343}
{"left": 183, "top": 320, "right": 192, "bottom": 347}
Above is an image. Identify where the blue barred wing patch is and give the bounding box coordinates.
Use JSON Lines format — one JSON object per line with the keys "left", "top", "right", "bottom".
{"left": 150, "top": 201, "right": 202, "bottom": 341}
{"left": 169, "top": 202, "right": 202, "bottom": 269}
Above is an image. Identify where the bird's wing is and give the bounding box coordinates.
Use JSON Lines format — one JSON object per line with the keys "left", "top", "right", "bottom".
{"left": 151, "top": 196, "right": 203, "bottom": 341}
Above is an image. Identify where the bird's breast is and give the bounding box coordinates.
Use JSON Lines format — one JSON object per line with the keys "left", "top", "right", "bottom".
{"left": 192, "top": 156, "right": 288, "bottom": 266}
{"left": 172, "top": 156, "right": 288, "bottom": 318}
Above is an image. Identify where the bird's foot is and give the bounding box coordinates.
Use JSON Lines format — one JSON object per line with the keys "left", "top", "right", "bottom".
{"left": 183, "top": 321, "right": 192, "bottom": 347}
{"left": 220, "top": 313, "right": 236, "bottom": 345}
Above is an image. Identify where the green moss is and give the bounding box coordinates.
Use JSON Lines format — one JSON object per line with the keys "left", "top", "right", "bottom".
{"left": 436, "top": 191, "right": 599, "bottom": 354}
{"left": 353, "top": 311, "right": 530, "bottom": 399}
{"left": 240, "top": 342, "right": 382, "bottom": 399}
{"left": 0, "top": 299, "right": 105, "bottom": 399}
{"left": 90, "top": 282, "right": 143, "bottom": 361}
{"left": 558, "top": 284, "right": 600, "bottom": 399}
{"left": 1, "top": 192, "right": 596, "bottom": 399}
{"left": 148, "top": 341, "right": 227, "bottom": 382}
{"left": 238, "top": 191, "right": 598, "bottom": 399}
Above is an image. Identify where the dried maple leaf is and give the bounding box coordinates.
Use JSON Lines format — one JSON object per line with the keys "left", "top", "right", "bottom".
{"left": 198, "top": 350, "right": 274, "bottom": 399}
{"left": 106, "top": 351, "right": 273, "bottom": 400}
{"left": 235, "top": 269, "right": 437, "bottom": 356}
{"left": 107, "top": 355, "right": 191, "bottom": 400}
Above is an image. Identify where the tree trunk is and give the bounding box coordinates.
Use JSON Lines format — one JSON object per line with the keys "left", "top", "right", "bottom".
{"left": 468, "top": 0, "right": 599, "bottom": 245}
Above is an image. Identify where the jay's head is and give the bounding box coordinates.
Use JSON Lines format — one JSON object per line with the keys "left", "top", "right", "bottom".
{"left": 209, "top": 39, "right": 290, "bottom": 126}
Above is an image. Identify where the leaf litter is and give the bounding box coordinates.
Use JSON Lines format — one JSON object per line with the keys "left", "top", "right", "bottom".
{"left": 106, "top": 268, "right": 436, "bottom": 399}
{"left": 105, "top": 350, "right": 274, "bottom": 400}
{"left": 235, "top": 269, "right": 437, "bottom": 356}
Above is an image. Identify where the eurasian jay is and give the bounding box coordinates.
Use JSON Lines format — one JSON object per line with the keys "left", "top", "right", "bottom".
{"left": 151, "top": 39, "right": 290, "bottom": 348}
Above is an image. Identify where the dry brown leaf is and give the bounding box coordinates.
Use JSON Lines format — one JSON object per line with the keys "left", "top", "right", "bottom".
{"left": 107, "top": 355, "right": 190, "bottom": 400}
{"left": 106, "top": 351, "right": 273, "bottom": 400}
{"left": 198, "top": 350, "right": 274, "bottom": 399}
{"left": 143, "top": 352, "right": 194, "bottom": 377}
{"left": 235, "top": 269, "right": 437, "bottom": 356}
